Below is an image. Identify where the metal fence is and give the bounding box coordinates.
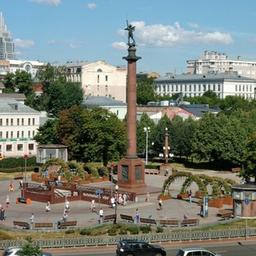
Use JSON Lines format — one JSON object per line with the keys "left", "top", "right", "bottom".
{"left": 0, "top": 228, "right": 256, "bottom": 249}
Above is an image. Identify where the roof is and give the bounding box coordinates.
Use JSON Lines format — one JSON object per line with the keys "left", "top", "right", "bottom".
{"left": 82, "top": 96, "right": 126, "bottom": 107}
{"left": 180, "top": 104, "right": 220, "bottom": 118}
{"left": 0, "top": 99, "right": 39, "bottom": 114}
{"left": 0, "top": 93, "right": 26, "bottom": 101}
{"left": 38, "top": 144, "right": 68, "bottom": 149}
{"left": 155, "top": 72, "right": 256, "bottom": 83}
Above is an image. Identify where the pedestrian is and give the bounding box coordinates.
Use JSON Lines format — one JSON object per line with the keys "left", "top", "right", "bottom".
{"left": 99, "top": 208, "right": 104, "bottom": 224}
{"left": 145, "top": 192, "right": 150, "bottom": 202}
{"left": 65, "top": 198, "right": 70, "bottom": 211}
{"left": 184, "top": 214, "right": 188, "bottom": 220}
{"left": 5, "top": 195, "right": 10, "bottom": 208}
{"left": 110, "top": 197, "right": 115, "bottom": 208}
{"left": 90, "top": 199, "right": 96, "bottom": 212}
{"left": 158, "top": 198, "right": 163, "bottom": 210}
{"left": 189, "top": 190, "right": 192, "bottom": 203}
{"left": 123, "top": 193, "right": 127, "bottom": 206}
{"left": 134, "top": 208, "right": 140, "bottom": 224}
{"left": 0, "top": 206, "right": 5, "bottom": 221}
{"left": 62, "top": 210, "right": 68, "bottom": 222}
{"left": 9, "top": 181, "right": 14, "bottom": 192}
{"left": 30, "top": 213, "right": 34, "bottom": 229}
{"left": 19, "top": 180, "right": 23, "bottom": 189}
{"left": 45, "top": 201, "right": 51, "bottom": 212}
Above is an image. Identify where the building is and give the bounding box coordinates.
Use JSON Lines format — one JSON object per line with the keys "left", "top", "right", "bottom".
{"left": 82, "top": 96, "right": 127, "bottom": 120}
{"left": 0, "top": 98, "right": 40, "bottom": 158}
{"left": 65, "top": 60, "right": 127, "bottom": 103}
{"left": 154, "top": 72, "right": 256, "bottom": 100}
{"left": 187, "top": 50, "right": 256, "bottom": 79}
{"left": 0, "top": 13, "right": 15, "bottom": 60}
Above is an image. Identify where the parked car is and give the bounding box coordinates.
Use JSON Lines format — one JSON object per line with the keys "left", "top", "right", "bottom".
{"left": 116, "top": 239, "right": 166, "bottom": 256}
{"left": 3, "top": 247, "right": 52, "bottom": 256}
{"left": 176, "top": 248, "right": 222, "bottom": 256}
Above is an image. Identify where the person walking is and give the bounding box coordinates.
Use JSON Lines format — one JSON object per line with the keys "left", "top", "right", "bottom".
{"left": 5, "top": 195, "right": 10, "bottom": 208}
{"left": 134, "top": 208, "right": 140, "bottom": 224}
{"left": 45, "top": 201, "right": 51, "bottom": 212}
{"left": 0, "top": 206, "right": 5, "bottom": 221}
{"left": 158, "top": 198, "right": 163, "bottom": 210}
{"left": 99, "top": 208, "right": 104, "bottom": 224}
{"left": 90, "top": 199, "right": 96, "bottom": 212}
{"left": 30, "top": 213, "right": 34, "bottom": 229}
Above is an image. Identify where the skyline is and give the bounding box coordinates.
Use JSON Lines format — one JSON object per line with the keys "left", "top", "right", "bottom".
{"left": 2, "top": 0, "right": 256, "bottom": 75}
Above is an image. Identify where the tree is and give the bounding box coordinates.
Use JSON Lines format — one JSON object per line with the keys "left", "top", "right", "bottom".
{"left": 19, "top": 238, "right": 42, "bottom": 256}
{"left": 14, "top": 70, "right": 33, "bottom": 95}
{"left": 3, "top": 72, "right": 15, "bottom": 92}
{"left": 137, "top": 77, "right": 156, "bottom": 105}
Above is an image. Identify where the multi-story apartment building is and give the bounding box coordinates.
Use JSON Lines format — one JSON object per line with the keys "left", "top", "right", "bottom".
{"left": 0, "top": 13, "right": 15, "bottom": 60}
{"left": 65, "top": 60, "right": 127, "bottom": 103}
{"left": 0, "top": 98, "right": 40, "bottom": 158}
{"left": 154, "top": 72, "right": 256, "bottom": 100}
{"left": 187, "top": 51, "right": 256, "bottom": 79}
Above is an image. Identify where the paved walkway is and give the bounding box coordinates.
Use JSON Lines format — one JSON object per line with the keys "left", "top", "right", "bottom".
{"left": 0, "top": 170, "right": 241, "bottom": 229}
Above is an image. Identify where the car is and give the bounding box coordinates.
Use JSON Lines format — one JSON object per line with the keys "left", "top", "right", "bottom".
{"left": 176, "top": 248, "right": 222, "bottom": 256}
{"left": 3, "top": 247, "right": 52, "bottom": 256}
{"left": 116, "top": 239, "right": 166, "bottom": 256}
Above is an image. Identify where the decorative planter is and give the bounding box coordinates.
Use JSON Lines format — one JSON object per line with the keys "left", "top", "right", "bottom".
{"left": 208, "top": 198, "right": 223, "bottom": 208}
{"left": 222, "top": 196, "right": 233, "bottom": 205}
{"left": 195, "top": 191, "right": 204, "bottom": 198}
{"left": 158, "top": 194, "right": 171, "bottom": 201}
{"left": 177, "top": 193, "right": 188, "bottom": 200}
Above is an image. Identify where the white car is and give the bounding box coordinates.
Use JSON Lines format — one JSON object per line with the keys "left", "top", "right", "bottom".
{"left": 3, "top": 247, "right": 52, "bottom": 256}
{"left": 176, "top": 248, "right": 222, "bottom": 256}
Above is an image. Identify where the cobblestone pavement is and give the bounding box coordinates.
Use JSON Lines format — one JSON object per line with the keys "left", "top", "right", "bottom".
{"left": 0, "top": 170, "right": 241, "bottom": 229}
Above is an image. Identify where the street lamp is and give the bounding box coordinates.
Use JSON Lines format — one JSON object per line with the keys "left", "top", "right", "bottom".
{"left": 164, "top": 128, "right": 170, "bottom": 164}
{"left": 143, "top": 127, "right": 150, "bottom": 165}
{"left": 114, "top": 184, "right": 119, "bottom": 224}
{"left": 24, "top": 154, "right": 28, "bottom": 182}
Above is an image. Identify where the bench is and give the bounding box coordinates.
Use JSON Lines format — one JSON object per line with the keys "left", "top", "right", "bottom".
{"left": 181, "top": 218, "right": 199, "bottom": 227}
{"left": 120, "top": 214, "right": 134, "bottom": 223}
{"left": 140, "top": 217, "right": 157, "bottom": 225}
{"left": 145, "top": 169, "right": 160, "bottom": 175}
{"left": 217, "top": 210, "right": 233, "bottom": 219}
{"left": 34, "top": 222, "right": 53, "bottom": 229}
{"left": 159, "top": 219, "right": 179, "bottom": 227}
{"left": 103, "top": 214, "right": 116, "bottom": 222}
{"left": 57, "top": 220, "right": 77, "bottom": 229}
{"left": 13, "top": 221, "right": 30, "bottom": 229}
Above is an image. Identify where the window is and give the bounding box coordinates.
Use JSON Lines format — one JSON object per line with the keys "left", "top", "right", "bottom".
{"left": 105, "top": 75, "right": 108, "bottom": 81}
{"left": 17, "top": 119, "right": 19, "bottom": 126}
{"left": 11, "top": 119, "right": 13, "bottom": 126}
{"left": 21, "top": 131, "right": 24, "bottom": 137}
{"left": 6, "top": 131, "right": 8, "bottom": 138}
{"left": 28, "top": 118, "right": 31, "bottom": 125}
{"left": 97, "top": 75, "right": 100, "bottom": 83}
{"left": 32, "top": 118, "right": 35, "bottom": 125}
{"left": 11, "top": 131, "right": 13, "bottom": 138}
{"left": 32, "top": 130, "right": 35, "bottom": 137}
{"left": 6, "top": 145, "right": 12, "bottom": 151}
{"left": 28, "top": 144, "right": 34, "bottom": 150}
{"left": 17, "top": 131, "right": 19, "bottom": 138}
{"left": 0, "top": 119, "right": 2, "bottom": 126}
{"left": 28, "top": 131, "right": 31, "bottom": 138}
{"left": 6, "top": 119, "right": 9, "bottom": 126}
{"left": 0, "top": 131, "right": 2, "bottom": 138}
{"left": 17, "top": 144, "right": 23, "bottom": 151}
{"left": 22, "top": 118, "right": 24, "bottom": 125}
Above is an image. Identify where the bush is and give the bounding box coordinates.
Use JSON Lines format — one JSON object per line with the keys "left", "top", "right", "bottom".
{"left": 65, "top": 229, "right": 75, "bottom": 235}
{"left": 79, "top": 228, "right": 91, "bottom": 236}
{"left": 156, "top": 226, "right": 164, "bottom": 233}
{"left": 0, "top": 230, "right": 13, "bottom": 240}
{"left": 127, "top": 225, "right": 139, "bottom": 235}
{"left": 0, "top": 156, "right": 36, "bottom": 171}
{"left": 140, "top": 225, "right": 151, "bottom": 233}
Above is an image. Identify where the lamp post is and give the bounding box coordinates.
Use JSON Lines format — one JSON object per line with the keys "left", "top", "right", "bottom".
{"left": 24, "top": 154, "right": 28, "bottom": 182}
{"left": 143, "top": 127, "right": 150, "bottom": 165}
{"left": 163, "top": 128, "right": 170, "bottom": 164}
{"left": 114, "top": 184, "right": 119, "bottom": 224}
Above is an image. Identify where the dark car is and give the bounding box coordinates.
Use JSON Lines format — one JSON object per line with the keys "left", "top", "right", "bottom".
{"left": 116, "top": 240, "right": 166, "bottom": 256}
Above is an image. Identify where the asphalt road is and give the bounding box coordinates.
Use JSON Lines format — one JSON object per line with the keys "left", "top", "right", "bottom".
{"left": 52, "top": 241, "right": 256, "bottom": 256}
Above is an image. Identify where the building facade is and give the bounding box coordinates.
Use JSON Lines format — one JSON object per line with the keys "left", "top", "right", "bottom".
{"left": 187, "top": 50, "right": 256, "bottom": 79}
{"left": 154, "top": 73, "right": 256, "bottom": 100}
{"left": 0, "top": 99, "right": 40, "bottom": 158}
{"left": 0, "top": 13, "right": 15, "bottom": 60}
{"left": 66, "top": 60, "right": 127, "bottom": 103}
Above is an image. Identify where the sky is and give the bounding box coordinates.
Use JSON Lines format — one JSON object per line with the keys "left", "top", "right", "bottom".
{"left": 2, "top": 0, "right": 256, "bottom": 75}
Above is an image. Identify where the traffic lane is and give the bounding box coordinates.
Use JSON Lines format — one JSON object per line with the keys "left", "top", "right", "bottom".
{"left": 54, "top": 241, "right": 256, "bottom": 256}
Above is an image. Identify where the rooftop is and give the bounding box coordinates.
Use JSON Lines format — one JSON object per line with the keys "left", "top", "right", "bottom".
{"left": 82, "top": 96, "right": 126, "bottom": 107}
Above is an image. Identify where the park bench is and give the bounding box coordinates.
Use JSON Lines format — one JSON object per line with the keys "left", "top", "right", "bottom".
{"left": 57, "top": 220, "right": 77, "bottom": 229}
{"left": 13, "top": 220, "right": 30, "bottom": 229}
{"left": 217, "top": 210, "right": 233, "bottom": 220}
{"left": 181, "top": 218, "right": 199, "bottom": 227}
{"left": 159, "top": 219, "right": 179, "bottom": 227}
{"left": 140, "top": 217, "right": 157, "bottom": 225}
{"left": 120, "top": 214, "right": 134, "bottom": 223}
{"left": 103, "top": 214, "right": 116, "bottom": 223}
{"left": 34, "top": 222, "right": 53, "bottom": 229}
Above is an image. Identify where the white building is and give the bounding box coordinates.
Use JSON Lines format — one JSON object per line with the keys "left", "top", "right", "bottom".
{"left": 82, "top": 96, "right": 127, "bottom": 120}
{"left": 66, "top": 60, "right": 127, "bottom": 103}
{"left": 187, "top": 51, "right": 256, "bottom": 79}
{"left": 0, "top": 98, "right": 40, "bottom": 158}
{"left": 154, "top": 72, "right": 256, "bottom": 100}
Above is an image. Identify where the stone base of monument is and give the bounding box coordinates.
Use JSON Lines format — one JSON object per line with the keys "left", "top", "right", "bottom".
{"left": 117, "top": 157, "right": 146, "bottom": 189}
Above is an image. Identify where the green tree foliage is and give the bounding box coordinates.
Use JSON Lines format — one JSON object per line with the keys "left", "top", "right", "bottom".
{"left": 137, "top": 113, "right": 156, "bottom": 155}
{"left": 3, "top": 72, "right": 15, "bottom": 92}
{"left": 34, "top": 119, "right": 59, "bottom": 144}
{"left": 56, "top": 106, "right": 126, "bottom": 165}
{"left": 14, "top": 70, "right": 33, "bottom": 95}
{"left": 137, "top": 76, "right": 156, "bottom": 105}
{"left": 19, "top": 238, "right": 42, "bottom": 256}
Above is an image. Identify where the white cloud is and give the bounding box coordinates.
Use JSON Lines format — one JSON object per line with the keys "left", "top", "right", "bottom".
{"left": 112, "top": 42, "right": 127, "bottom": 50}
{"left": 87, "top": 3, "right": 97, "bottom": 9}
{"left": 118, "top": 21, "right": 233, "bottom": 47}
{"left": 30, "top": 0, "right": 61, "bottom": 6}
{"left": 14, "top": 38, "right": 35, "bottom": 48}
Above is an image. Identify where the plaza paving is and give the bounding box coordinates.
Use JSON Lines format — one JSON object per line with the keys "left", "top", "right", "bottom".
{"left": 0, "top": 169, "right": 241, "bottom": 229}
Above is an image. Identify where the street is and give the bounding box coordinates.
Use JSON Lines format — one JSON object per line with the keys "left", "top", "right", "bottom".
{"left": 51, "top": 241, "right": 256, "bottom": 256}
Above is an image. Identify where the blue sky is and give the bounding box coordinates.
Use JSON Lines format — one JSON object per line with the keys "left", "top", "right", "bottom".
{"left": 2, "top": 0, "right": 256, "bottom": 75}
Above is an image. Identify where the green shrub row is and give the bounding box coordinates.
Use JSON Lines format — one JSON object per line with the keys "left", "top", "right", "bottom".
{"left": 0, "top": 157, "right": 36, "bottom": 169}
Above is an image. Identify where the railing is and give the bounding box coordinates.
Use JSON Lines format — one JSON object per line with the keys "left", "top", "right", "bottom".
{"left": 0, "top": 228, "right": 256, "bottom": 249}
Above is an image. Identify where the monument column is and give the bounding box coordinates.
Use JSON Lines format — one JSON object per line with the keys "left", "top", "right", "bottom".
{"left": 117, "top": 22, "right": 145, "bottom": 189}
